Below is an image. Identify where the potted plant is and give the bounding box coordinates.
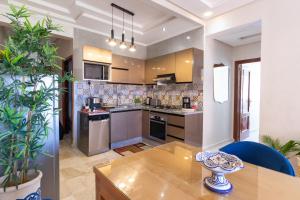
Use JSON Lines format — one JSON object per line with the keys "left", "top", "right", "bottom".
{"left": 262, "top": 135, "right": 300, "bottom": 175}
{"left": 0, "top": 6, "right": 72, "bottom": 199}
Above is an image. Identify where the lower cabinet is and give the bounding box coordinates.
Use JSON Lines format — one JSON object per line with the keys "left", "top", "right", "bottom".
{"left": 111, "top": 110, "right": 142, "bottom": 143}
{"left": 127, "top": 111, "right": 142, "bottom": 139}
{"left": 142, "top": 110, "right": 150, "bottom": 138}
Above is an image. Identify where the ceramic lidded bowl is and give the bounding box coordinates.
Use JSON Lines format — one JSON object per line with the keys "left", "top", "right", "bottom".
{"left": 196, "top": 151, "right": 244, "bottom": 194}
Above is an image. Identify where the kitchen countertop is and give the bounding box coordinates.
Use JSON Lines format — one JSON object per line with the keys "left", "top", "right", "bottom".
{"left": 108, "top": 105, "right": 203, "bottom": 116}
{"left": 94, "top": 141, "right": 300, "bottom": 200}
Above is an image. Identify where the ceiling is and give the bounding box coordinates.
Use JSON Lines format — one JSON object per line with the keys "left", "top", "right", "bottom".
{"left": 212, "top": 21, "right": 261, "bottom": 47}
{"left": 3, "top": 0, "right": 258, "bottom": 46}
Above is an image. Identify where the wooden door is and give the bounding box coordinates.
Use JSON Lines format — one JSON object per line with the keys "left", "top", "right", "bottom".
{"left": 240, "top": 68, "right": 251, "bottom": 140}
{"left": 127, "top": 111, "right": 142, "bottom": 139}
{"left": 175, "top": 49, "right": 193, "bottom": 83}
{"left": 145, "top": 58, "right": 158, "bottom": 84}
{"left": 234, "top": 58, "right": 260, "bottom": 141}
{"left": 110, "top": 112, "right": 128, "bottom": 143}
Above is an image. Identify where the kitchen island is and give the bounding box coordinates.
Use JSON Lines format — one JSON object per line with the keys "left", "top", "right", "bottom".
{"left": 94, "top": 142, "right": 300, "bottom": 200}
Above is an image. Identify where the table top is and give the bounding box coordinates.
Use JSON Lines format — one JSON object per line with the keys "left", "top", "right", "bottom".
{"left": 94, "top": 142, "right": 300, "bottom": 200}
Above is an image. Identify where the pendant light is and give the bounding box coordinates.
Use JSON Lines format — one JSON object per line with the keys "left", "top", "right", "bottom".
{"left": 129, "top": 15, "right": 136, "bottom": 52}
{"left": 107, "top": 6, "right": 117, "bottom": 46}
{"left": 119, "top": 11, "right": 127, "bottom": 49}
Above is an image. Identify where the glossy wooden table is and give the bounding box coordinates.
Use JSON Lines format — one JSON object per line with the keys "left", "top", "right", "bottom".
{"left": 94, "top": 142, "right": 300, "bottom": 200}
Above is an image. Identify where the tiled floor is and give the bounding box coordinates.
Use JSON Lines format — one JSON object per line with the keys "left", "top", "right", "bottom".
{"left": 59, "top": 137, "right": 122, "bottom": 200}
{"left": 59, "top": 136, "right": 160, "bottom": 200}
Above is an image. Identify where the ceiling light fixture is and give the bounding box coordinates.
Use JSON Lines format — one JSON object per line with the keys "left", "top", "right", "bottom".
{"left": 107, "top": 3, "right": 136, "bottom": 52}
{"left": 186, "top": 36, "right": 191, "bottom": 40}
{"left": 129, "top": 15, "right": 136, "bottom": 52}
{"left": 203, "top": 11, "right": 213, "bottom": 18}
{"left": 162, "top": 27, "right": 166, "bottom": 32}
{"left": 107, "top": 6, "right": 117, "bottom": 47}
{"left": 119, "top": 11, "right": 127, "bottom": 49}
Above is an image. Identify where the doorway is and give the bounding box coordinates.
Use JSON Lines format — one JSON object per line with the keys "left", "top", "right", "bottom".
{"left": 234, "top": 58, "right": 261, "bottom": 142}
{"left": 60, "top": 56, "right": 73, "bottom": 142}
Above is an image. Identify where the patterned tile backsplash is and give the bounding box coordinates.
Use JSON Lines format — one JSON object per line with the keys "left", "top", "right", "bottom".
{"left": 75, "top": 81, "right": 203, "bottom": 109}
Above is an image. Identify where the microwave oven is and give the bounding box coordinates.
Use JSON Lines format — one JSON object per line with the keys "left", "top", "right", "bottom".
{"left": 83, "top": 61, "right": 110, "bottom": 81}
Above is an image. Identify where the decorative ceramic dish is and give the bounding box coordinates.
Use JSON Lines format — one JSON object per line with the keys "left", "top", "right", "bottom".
{"left": 196, "top": 151, "right": 244, "bottom": 194}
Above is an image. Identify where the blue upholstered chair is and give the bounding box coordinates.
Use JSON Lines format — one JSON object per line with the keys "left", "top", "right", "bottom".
{"left": 220, "top": 141, "right": 295, "bottom": 176}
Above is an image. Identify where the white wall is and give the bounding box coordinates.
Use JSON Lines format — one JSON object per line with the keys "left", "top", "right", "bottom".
{"left": 147, "top": 28, "right": 204, "bottom": 58}
{"left": 233, "top": 42, "right": 261, "bottom": 61}
{"left": 205, "top": 0, "right": 300, "bottom": 143}
{"left": 203, "top": 38, "right": 234, "bottom": 149}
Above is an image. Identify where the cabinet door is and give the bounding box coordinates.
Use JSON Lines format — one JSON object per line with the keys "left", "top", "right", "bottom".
{"left": 128, "top": 58, "right": 145, "bottom": 84}
{"left": 158, "top": 54, "right": 175, "bottom": 75}
{"left": 111, "top": 68, "right": 129, "bottom": 83}
{"left": 145, "top": 58, "right": 158, "bottom": 84}
{"left": 142, "top": 110, "right": 150, "bottom": 138}
{"left": 111, "top": 112, "right": 128, "bottom": 143}
{"left": 83, "top": 46, "right": 112, "bottom": 63}
{"left": 175, "top": 49, "right": 193, "bottom": 83}
{"left": 111, "top": 54, "right": 129, "bottom": 83}
{"left": 127, "top": 111, "right": 142, "bottom": 139}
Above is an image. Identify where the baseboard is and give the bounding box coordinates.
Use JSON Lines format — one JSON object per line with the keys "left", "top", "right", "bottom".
{"left": 203, "top": 139, "right": 234, "bottom": 151}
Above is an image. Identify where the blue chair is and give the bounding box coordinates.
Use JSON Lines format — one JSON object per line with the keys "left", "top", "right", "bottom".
{"left": 220, "top": 141, "right": 295, "bottom": 176}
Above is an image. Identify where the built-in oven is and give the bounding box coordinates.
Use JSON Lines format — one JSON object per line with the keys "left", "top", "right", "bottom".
{"left": 149, "top": 114, "right": 166, "bottom": 142}
{"left": 83, "top": 61, "right": 110, "bottom": 81}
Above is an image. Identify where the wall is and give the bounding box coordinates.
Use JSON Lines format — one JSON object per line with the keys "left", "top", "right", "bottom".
{"left": 233, "top": 42, "right": 261, "bottom": 61}
{"left": 147, "top": 28, "right": 204, "bottom": 58}
{"left": 205, "top": 0, "right": 300, "bottom": 144}
{"left": 203, "top": 38, "right": 234, "bottom": 149}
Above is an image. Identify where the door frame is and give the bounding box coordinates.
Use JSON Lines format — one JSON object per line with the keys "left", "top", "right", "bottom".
{"left": 61, "top": 55, "right": 73, "bottom": 140}
{"left": 233, "top": 58, "right": 261, "bottom": 141}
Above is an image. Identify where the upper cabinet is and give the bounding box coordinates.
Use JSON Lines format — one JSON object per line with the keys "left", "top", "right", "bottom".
{"left": 110, "top": 54, "right": 145, "bottom": 84}
{"left": 145, "top": 48, "right": 203, "bottom": 84}
{"left": 83, "top": 45, "right": 112, "bottom": 63}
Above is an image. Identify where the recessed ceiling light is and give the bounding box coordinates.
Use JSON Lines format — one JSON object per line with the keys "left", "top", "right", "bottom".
{"left": 203, "top": 11, "right": 213, "bottom": 18}
{"left": 186, "top": 36, "right": 191, "bottom": 40}
{"left": 162, "top": 27, "right": 166, "bottom": 32}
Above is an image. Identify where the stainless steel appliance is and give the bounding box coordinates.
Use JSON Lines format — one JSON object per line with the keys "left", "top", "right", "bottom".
{"left": 83, "top": 61, "right": 110, "bottom": 81}
{"left": 78, "top": 112, "right": 110, "bottom": 156}
{"left": 153, "top": 73, "right": 176, "bottom": 85}
{"left": 149, "top": 113, "right": 166, "bottom": 142}
{"left": 182, "top": 97, "right": 191, "bottom": 108}
{"left": 145, "top": 97, "right": 152, "bottom": 105}
{"left": 87, "top": 97, "right": 102, "bottom": 111}
{"left": 150, "top": 99, "right": 161, "bottom": 107}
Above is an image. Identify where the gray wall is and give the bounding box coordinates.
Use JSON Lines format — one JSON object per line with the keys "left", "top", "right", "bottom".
{"left": 146, "top": 28, "right": 204, "bottom": 58}
{"left": 203, "top": 38, "right": 234, "bottom": 149}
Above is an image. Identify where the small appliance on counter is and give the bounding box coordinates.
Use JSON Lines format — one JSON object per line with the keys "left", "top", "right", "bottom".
{"left": 145, "top": 97, "right": 152, "bottom": 105}
{"left": 87, "top": 97, "right": 102, "bottom": 111}
{"left": 182, "top": 97, "right": 191, "bottom": 108}
{"left": 150, "top": 98, "right": 161, "bottom": 107}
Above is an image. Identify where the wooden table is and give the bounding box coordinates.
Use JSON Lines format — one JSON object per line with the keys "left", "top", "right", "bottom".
{"left": 94, "top": 142, "right": 300, "bottom": 200}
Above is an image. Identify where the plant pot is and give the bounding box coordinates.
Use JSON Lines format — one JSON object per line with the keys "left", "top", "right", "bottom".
{"left": 289, "top": 156, "right": 300, "bottom": 176}
{"left": 0, "top": 170, "right": 42, "bottom": 200}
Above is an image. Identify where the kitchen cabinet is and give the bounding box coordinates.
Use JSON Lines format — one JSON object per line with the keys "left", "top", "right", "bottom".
{"left": 145, "top": 57, "right": 158, "bottom": 84}
{"left": 83, "top": 45, "right": 112, "bottom": 63}
{"left": 175, "top": 48, "right": 203, "bottom": 83}
{"left": 110, "top": 110, "right": 142, "bottom": 143}
{"left": 175, "top": 49, "right": 193, "bottom": 83}
{"left": 145, "top": 54, "right": 175, "bottom": 84}
{"left": 110, "top": 112, "right": 128, "bottom": 143}
{"left": 111, "top": 54, "right": 145, "bottom": 84}
{"left": 142, "top": 110, "right": 150, "bottom": 138}
{"left": 127, "top": 111, "right": 142, "bottom": 139}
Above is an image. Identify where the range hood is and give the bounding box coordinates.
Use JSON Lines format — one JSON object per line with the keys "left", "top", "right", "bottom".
{"left": 153, "top": 73, "right": 176, "bottom": 85}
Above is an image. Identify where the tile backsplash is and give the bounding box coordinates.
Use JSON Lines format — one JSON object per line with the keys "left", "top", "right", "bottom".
{"left": 75, "top": 81, "right": 203, "bottom": 109}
